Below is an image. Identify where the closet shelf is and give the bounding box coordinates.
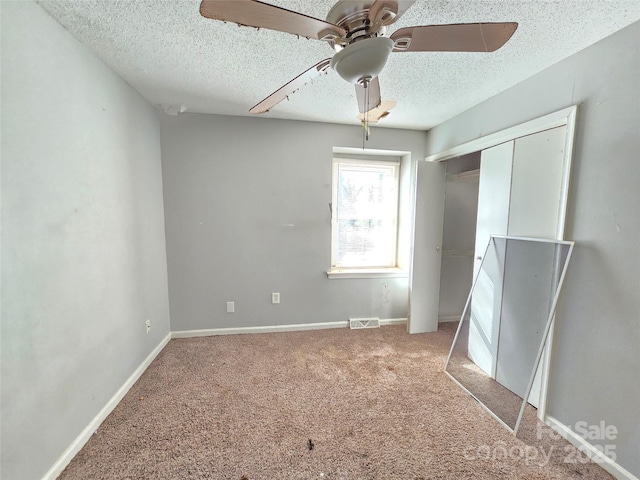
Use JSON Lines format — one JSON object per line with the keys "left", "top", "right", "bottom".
{"left": 446, "top": 169, "right": 480, "bottom": 182}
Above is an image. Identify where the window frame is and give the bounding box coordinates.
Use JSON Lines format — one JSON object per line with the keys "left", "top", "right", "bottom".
{"left": 328, "top": 156, "right": 405, "bottom": 278}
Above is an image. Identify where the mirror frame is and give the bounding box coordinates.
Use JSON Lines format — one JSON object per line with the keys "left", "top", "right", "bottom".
{"left": 444, "top": 235, "right": 575, "bottom": 433}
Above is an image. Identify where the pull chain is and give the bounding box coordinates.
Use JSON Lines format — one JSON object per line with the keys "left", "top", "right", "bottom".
{"left": 362, "top": 79, "right": 370, "bottom": 150}
{"left": 366, "top": 81, "right": 370, "bottom": 142}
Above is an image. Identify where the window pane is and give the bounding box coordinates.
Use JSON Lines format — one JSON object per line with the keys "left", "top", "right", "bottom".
{"left": 333, "top": 161, "right": 398, "bottom": 268}
{"left": 337, "top": 219, "right": 395, "bottom": 267}
{"left": 338, "top": 166, "right": 396, "bottom": 221}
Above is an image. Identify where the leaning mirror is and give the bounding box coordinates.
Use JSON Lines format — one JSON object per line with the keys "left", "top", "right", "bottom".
{"left": 445, "top": 236, "right": 574, "bottom": 433}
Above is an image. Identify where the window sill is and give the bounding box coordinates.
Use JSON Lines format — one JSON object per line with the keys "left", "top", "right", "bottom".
{"left": 326, "top": 268, "right": 408, "bottom": 279}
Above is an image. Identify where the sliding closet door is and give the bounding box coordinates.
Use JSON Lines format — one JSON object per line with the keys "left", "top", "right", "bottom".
{"left": 497, "top": 125, "right": 568, "bottom": 406}
{"left": 473, "top": 141, "right": 514, "bottom": 279}
{"left": 508, "top": 126, "right": 568, "bottom": 238}
{"left": 469, "top": 127, "right": 568, "bottom": 397}
{"left": 468, "top": 141, "right": 514, "bottom": 375}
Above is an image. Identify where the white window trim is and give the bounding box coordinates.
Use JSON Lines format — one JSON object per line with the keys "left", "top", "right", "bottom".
{"left": 326, "top": 267, "right": 408, "bottom": 279}
{"left": 329, "top": 156, "right": 401, "bottom": 278}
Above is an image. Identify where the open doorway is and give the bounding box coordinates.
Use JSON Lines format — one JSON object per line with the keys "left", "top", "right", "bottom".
{"left": 438, "top": 153, "right": 480, "bottom": 324}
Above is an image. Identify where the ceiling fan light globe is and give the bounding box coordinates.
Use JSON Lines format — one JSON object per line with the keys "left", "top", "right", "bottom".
{"left": 330, "top": 37, "right": 394, "bottom": 84}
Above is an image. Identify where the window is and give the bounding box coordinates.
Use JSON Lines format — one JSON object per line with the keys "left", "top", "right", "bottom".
{"left": 330, "top": 157, "right": 401, "bottom": 275}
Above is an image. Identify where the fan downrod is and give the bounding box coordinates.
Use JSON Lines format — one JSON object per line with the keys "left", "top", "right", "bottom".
{"left": 325, "top": 0, "right": 389, "bottom": 51}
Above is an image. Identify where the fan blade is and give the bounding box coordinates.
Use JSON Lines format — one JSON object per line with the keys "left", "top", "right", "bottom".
{"left": 391, "top": 22, "right": 518, "bottom": 53}
{"left": 368, "top": 1, "right": 416, "bottom": 27}
{"left": 355, "top": 77, "right": 382, "bottom": 114}
{"left": 200, "top": 0, "right": 346, "bottom": 41}
{"left": 250, "top": 59, "right": 331, "bottom": 114}
{"left": 357, "top": 100, "right": 398, "bottom": 124}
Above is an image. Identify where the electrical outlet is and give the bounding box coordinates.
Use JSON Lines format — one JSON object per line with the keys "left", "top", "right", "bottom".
{"left": 272, "top": 292, "right": 280, "bottom": 304}
{"left": 226, "top": 301, "right": 235, "bottom": 313}
{"left": 145, "top": 319, "right": 151, "bottom": 334}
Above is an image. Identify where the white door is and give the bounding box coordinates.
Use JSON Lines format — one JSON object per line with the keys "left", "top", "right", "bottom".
{"left": 469, "top": 126, "right": 568, "bottom": 407}
{"left": 468, "top": 141, "right": 514, "bottom": 375}
{"left": 508, "top": 126, "right": 567, "bottom": 238}
{"left": 409, "top": 160, "right": 446, "bottom": 333}
{"left": 473, "top": 141, "right": 514, "bottom": 278}
{"left": 498, "top": 125, "right": 568, "bottom": 406}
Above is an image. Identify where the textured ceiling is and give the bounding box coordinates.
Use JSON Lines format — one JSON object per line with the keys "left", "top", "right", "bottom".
{"left": 38, "top": 0, "right": 640, "bottom": 130}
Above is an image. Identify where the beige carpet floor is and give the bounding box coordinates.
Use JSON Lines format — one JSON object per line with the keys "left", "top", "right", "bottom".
{"left": 60, "top": 323, "right": 612, "bottom": 479}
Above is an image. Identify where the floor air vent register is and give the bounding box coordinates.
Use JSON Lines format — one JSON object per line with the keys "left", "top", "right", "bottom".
{"left": 349, "top": 317, "right": 380, "bottom": 329}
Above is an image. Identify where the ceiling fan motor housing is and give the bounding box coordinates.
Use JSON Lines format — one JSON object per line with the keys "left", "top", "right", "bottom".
{"left": 330, "top": 37, "right": 395, "bottom": 84}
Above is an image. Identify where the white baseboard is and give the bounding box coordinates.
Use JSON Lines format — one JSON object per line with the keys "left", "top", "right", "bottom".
{"left": 438, "top": 315, "right": 461, "bottom": 323}
{"left": 172, "top": 318, "right": 407, "bottom": 338}
{"left": 379, "top": 317, "right": 408, "bottom": 326}
{"left": 42, "top": 332, "right": 172, "bottom": 480}
{"left": 545, "top": 415, "right": 639, "bottom": 480}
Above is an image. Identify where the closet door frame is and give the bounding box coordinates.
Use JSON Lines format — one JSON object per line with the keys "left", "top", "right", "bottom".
{"left": 425, "top": 105, "right": 578, "bottom": 422}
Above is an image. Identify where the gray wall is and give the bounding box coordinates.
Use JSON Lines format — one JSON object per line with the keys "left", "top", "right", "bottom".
{"left": 425, "top": 21, "right": 640, "bottom": 476}
{"left": 160, "top": 113, "right": 427, "bottom": 331}
{"left": 1, "top": 2, "right": 171, "bottom": 479}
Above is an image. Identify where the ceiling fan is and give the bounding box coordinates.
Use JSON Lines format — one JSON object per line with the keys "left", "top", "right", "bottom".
{"left": 200, "top": 0, "right": 518, "bottom": 118}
